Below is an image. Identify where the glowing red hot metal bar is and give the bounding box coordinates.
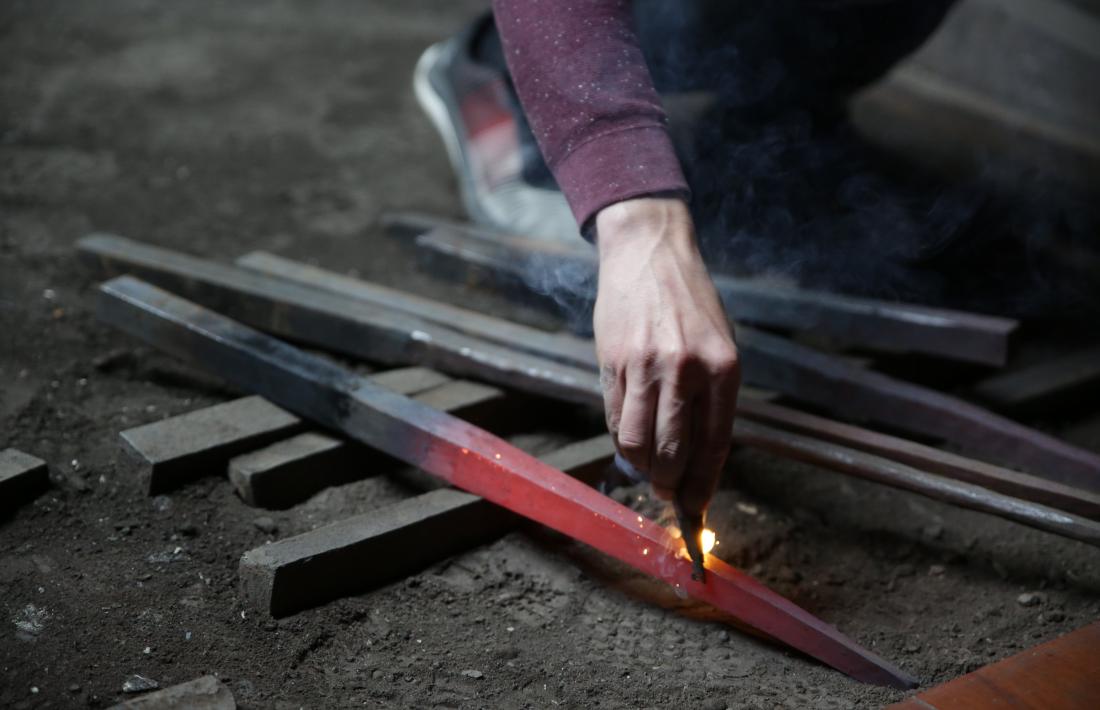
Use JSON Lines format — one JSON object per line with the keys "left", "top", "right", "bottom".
{"left": 96, "top": 276, "right": 917, "bottom": 689}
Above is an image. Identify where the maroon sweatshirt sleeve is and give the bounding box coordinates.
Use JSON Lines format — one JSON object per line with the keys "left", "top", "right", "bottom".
{"left": 492, "top": 0, "right": 690, "bottom": 231}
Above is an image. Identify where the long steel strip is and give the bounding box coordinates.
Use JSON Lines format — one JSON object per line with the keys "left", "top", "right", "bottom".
{"left": 97, "top": 275, "right": 917, "bottom": 689}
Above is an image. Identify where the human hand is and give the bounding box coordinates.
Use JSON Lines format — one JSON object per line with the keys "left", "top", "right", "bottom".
{"left": 594, "top": 197, "right": 740, "bottom": 515}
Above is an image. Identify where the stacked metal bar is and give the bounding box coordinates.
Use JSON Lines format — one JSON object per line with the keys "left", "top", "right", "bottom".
{"left": 95, "top": 275, "right": 918, "bottom": 689}
{"left": 80, "top": 227, "right": 1100, "bottom": 689}
{"left": 78, "top": 235, "right": 1100, "bottom": 538}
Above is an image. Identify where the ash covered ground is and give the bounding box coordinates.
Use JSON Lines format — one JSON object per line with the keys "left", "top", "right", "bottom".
{"left": 2, "top": 1, "right": 1099, "bottom": 708}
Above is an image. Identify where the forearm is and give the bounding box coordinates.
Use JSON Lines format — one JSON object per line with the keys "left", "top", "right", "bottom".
{"left": 492, "top": 0, "right": 689, "bottom": 231}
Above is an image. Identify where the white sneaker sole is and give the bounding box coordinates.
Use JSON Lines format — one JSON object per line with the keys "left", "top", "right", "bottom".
{"left": 413, "top": 42, "right": 579, "bottom": 243}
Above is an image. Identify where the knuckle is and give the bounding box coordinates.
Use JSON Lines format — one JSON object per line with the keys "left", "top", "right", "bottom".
{"left": 599, "top": 363, "right": 620, "bottom": 391}
{"left": 657, "top": 341, "right": 688, "bottom": 364}
{"left": 632, "top": 347, "right": 660, "bottom": 372}
{"left": 658, "top": 347, "right": 703, "bottom": 383}
{"left": 655, "top": 439, "right": 683, "bottom": 463}
{"left": 709, "top": 346, "right": 740, "bottom": 374}
{"left": 617, "top": 430, "right": 648, "bottom": 455}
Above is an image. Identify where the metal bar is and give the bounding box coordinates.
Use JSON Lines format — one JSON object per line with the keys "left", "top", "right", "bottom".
{"left": 398, "top": 215, "right": 1017, "bottom": 366}
{"left": 737, "top": 420, "right": 1100, "bottom": 547}
{"left": 77, "top": 234, "right": 1100, "bottom": 493}
{"left": 741, "top": 399, "right": 1100, "bottom": 519}
{"left": 735, "top": 327, "right": 1100, "bottom": 493}
{"left": 887, "top": 621, "right": 1100, "bottom": 710}
{"left": 239, "top": 434, "right": 616, "bottom": 617}
{"left": 78, "top": 233, "right": 599, "bottom": 408}
{"left": 96, "top": 275, "right": 917, "bottom": 689}
{"left": 0, "top": 448, "right": 50, "bottom": 514}
{"left": 89, "top": 239, "right": 1100, "bottom": 535}
{"left": 245, "top": 240, "right": 1097, "bottom": 493}
{"left": 228, "top": 375, "right": 507, "bottom": 509}
{"left": 236, "top": 251, "right": 596, "bottom": 370}
{"left": 972, "top": 346, "right": 1100, "bottom": 414}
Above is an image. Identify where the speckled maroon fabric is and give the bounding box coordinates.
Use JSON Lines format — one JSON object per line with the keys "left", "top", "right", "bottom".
{"left": 492, "top": 0, "right": 689, "bottom": 230}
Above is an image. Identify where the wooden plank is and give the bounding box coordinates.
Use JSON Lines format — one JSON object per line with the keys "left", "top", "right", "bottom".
{"left": 0, "top": 448, "right": 49, "bottom": 514}
{"left": 972, "top": 346, "right": 1100, "bottom": 414}
{"left": 239, "top": 434, "right": 615, "bottom": 616}
{"left": 403, "top": 217, "right": 1017, "bottom": 366}
{"left": 743, "top": 399, "right": 1100, "bottom": 519}
{"left": 98, "top": 275, "right": 917, "bottom": 689}
{"left": 78, "top": 233, "right": 1100, "bottom": 492}
{"left": 118, "top": 396, "right": 304, "bottom": 495}
{"left": 888, "top": 622, "right": 1100, "bottom": 710}
{"left": 229, "top": 378, "right": 508, "bottom": 509}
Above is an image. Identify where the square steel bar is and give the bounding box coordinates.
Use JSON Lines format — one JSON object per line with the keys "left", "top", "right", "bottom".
{"left": 96, "top": 275, "right": 917, "bottom": 689}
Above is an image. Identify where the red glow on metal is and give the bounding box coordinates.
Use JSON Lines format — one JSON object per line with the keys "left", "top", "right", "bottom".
{"left": 403, "top": 415, "right": 916, "bottom": 689}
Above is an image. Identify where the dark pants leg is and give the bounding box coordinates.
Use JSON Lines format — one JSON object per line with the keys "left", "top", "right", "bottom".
{"left": 634, "top": 0, "right": 956, "bottom": 114}
{"left": 632, "top": 1, "right": 1046, "bottom": 311}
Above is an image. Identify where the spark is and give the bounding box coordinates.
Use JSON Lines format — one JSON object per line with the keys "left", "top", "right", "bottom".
{"left": 700, "top": 528, "right": 717, "bottom": 555}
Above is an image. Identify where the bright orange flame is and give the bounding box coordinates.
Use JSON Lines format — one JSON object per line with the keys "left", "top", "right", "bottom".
{"left": 700, "top": 528, "right": 717, "bottom": 555}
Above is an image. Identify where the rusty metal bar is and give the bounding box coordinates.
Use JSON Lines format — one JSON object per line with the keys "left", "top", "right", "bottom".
{"left": 96, "top": 275, "right": 917, "bottom": 689}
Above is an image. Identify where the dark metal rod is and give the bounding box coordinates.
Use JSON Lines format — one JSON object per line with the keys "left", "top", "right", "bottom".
{"left": 735, "top": 327, "right": 1100, "bottom": 493}
{"left": 77, "top": 233, "right": 1100, "bottom": 494}
{"left": 741, "top": 399, "right": 1100, "bottom": 520}
{"left": 236, "top": 251, "right": 597, "bottom": 370}
{"left": 78, "top": 233, "right": 599, "bottom": 407}
{"left": 396, "top": 214, "right": 1017, "bottom": 366}
{"left": 247, "top": 237, "right": 1093, "bottom": 493}
{"left": 238, "top": 244, "right": 1100, "bottom": 513}
{"left": 736, "top": 420, "right": 1100, "bottom": 547}
{"left": 96, "top": 275, "right": 917, "bottom": 689}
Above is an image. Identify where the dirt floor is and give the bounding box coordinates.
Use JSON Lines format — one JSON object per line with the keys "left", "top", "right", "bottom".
{"left": 2, "top": 1, "right": 1099, "bottom": 708}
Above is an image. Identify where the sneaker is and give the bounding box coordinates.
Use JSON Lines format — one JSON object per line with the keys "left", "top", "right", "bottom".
{"left": 413, "top": 29, "right": 578, "bottom": 243}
